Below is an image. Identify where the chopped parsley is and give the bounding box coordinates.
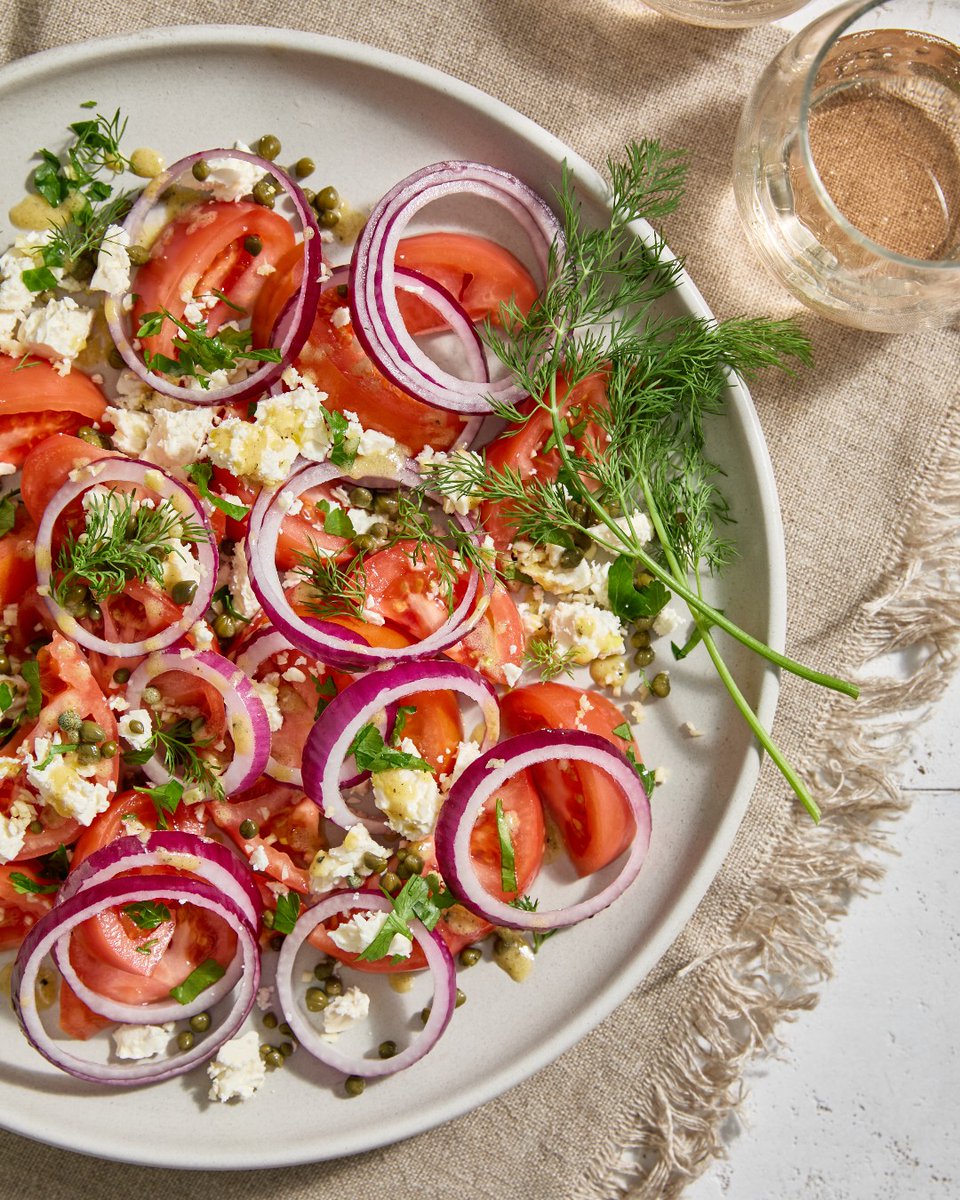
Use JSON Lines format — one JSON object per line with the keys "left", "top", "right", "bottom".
{"left": 169, "top": 957, "right": 226, "bottom": 1005}
{"left": 273, "top": 891, "right": 301, "bottom": 935}
{"left": 348, "top": 724, "right": 431, "bottom": 774}
{"left": 122, "top": 900, "right": 172, "bottom": 931}
{"left": 495, "top": 797, "right": 518, "bottom": 894}
{"left": 186, "top": 463, "right": 250, "bottom": 521}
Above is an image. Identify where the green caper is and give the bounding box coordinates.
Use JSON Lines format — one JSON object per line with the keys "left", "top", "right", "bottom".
{"left": 346, "top": 873, "right": 362, "bottom": 889}
{"left": 568, "top": 502, "right": 589, "bottom": 525}
{"left": 558, "top": 547, "right": 583, "bottom": 570}
{"left": 269, "top": 933, "right": 285, "bottom": 952}
{"left": 141, "top": 686, "right": 162, "bottom": 707}
{"left": 362, "top": 851, "right": 389, "bottom": 874}
{"left": 402, "top": 850, "right": 423, "bottom": 874}
{"left": 455, "top": 988, "right": 466, "bottom": 1008}
{"left": 78, "top": 715, "right": 105, "bottom": 744}
{"left": 633, "top": 647, "right": 655, "bottom": 669}
{"left": 213, "top": 614, "right": 238, "bottom": 640}
{"left": 278, "top": 1022, "right": 293, "bottom": 1037}
{"left": 368, "top": 522, "right": 388, "bottom": 541}
{"left": 127, "top": 718, "right": 145, "bottom": 736}
{"left": 0, "top": 653, "right": 9, "bottom": 675}
{"left": 630, "top": 629, "right": 651, "bottom": 650}
{"left": 353, "top": 533, "right": 377, "bottom": 553}
{"left": 380, "top": 870, "right": 402, "bottom": 894}
{"left": 419, "top": 1006, "right": 431, "bottom": 1026}
{"left": 315, "top": 185, "right": 339, "bottom": 211}
{"left": 27, "top": 820, "right": 43, "bottom": 835}
{"left": 293, "top": 156, "right": 315, "bottom": 179}
{"left": 252, "top": 179, "right": 276, "bottom": 208}
{"left": 305, "top": 987, "right": 328, "bottom": 1012}
{"left": 112, "top": 668, "right": 131, "bottom": 685}
{"left": 259, "top": 1043, "right": 272, "bottom": 1061}
{"left": 100, "top": 740, "right": 118, "bottom": 759}
{"left": 262, "top": 1011, "right": 279, "bottom": 1028}
{"left": 191, "top": 159, "right": 210, "bottom": 181}
{"left": 127, "top": 244, "right": 150, "bottom": 266}
{"left": 459, "top": 946, "right": 482, "bottom": 968}
{"left": 300, "top": 187, "right": 316, "bottom": 205}
{"left": 633, "top": 568, "right": 653, "bottom": 589}
{"left": 344, "top": 1076, "right": 365, "bottom": 1097}
{"left": 177, "top": 1031, "right": 195, "bottom": 1052}
{"left": 262, "top": 910, "right": 275, "bottom": 929}
{"left": 323, "top": 977, "right": 343, "bottom": 997}
{"left": 571, "top": 528, "right": 593, "bottom": 551}
{"left": 279, "top": 1041, "right": 295, "bottom": 1057}
{"left": 170, "top": 580, "right": 197, "bottom": 606}
{"left": 243, "top": 234, "right": 263, "bottom": 256}
{"left": 650, "top": 671, "right": 671, "bottom": 698}
{"left": 62, "top": 586, "right": 88, "bottom": 617}
{"left": 317, "top": 208, "right": 341, "bottom": 229}
{"left": 312, "top": 959, "right": 335, "bottom": 981}
{"left": 71, "top": 252, "right": 97, "bottom": 284}
{"left": 265, "top": 1049, "right": 284, "bottom": 1069}
{"left": 77, "top": 743, "right": 100, "bottom": 764}
{"left": 373, "top": 492, "right": 399, "bottom": 517}
{"left": 57, "top": 709, "right": 82, "bottom": 734}
{"left": 257, "top": 134, "right": 281, "bottom": 161}
{"left": 634, "top": 616, "right": 654, "bottom": 632}
{"left": 87, "top": 603, "right": 102, "bottom": 623}
{"left": 348, "top": 486, "right": 374, "bottom": 510}
{"left": 238, "top": 818, "right": 259, "bottom": 839}
{"left": 108, "top": 346, "right": 125, "bottom": 370}
{"left": 189, "top": 1011, "right": 211, "bottom": 1033}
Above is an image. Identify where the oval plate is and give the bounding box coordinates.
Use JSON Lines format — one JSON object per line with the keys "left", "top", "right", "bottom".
{"left": 0, "top": 25, "right": 785, "bottom": 1170}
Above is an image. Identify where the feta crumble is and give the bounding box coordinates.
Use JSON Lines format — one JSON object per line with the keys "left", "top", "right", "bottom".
{"left": 321, "top": 986, "right": 370, "bottom": 1035}
{"left": 371, "top": 738, "right": 442, "bottom": 838}
{"left": 309, "top": 824, "right": 391, "bottom": 893}
{"left": 328, "top": 911, "right": 412, "bottom": 960}
{"left": 112, "top": 1022, "right": 174, "bottom": 1060}
{"left": 207, "top": 1030, "right": 267, "bottom": 1102}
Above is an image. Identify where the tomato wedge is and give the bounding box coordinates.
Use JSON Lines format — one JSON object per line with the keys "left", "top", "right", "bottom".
{"left": 20, "top": 432, "right": 117, "bottom": 525}
{"left": 0, "top": 864, "right": 55, "bottom": 951}
{"left": 0, "top": 504, "right": 37, "bottom": 610}
{"left": 0, "top": 355, "right": 107, "bottom": 468}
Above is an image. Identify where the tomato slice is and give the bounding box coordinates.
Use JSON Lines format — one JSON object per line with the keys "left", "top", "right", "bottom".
{"left": 20, "top": 432, "right": 118, "bottom": 525}
{"left": 0, "top": 355, "right": 107, "bottom": 468}
{"left": 445, "top": 583, "right": 525, "bottom": 686}
{"left": 0, "top": 864, "right": 55, "bottom": 950}
{"left": 500, "top": 681, "right": 639, "bottom": 877}
{"left": 0, "top": 505, "right": 37, "bottom": 610}
{"left": 209, "top": 778, "right": 322, "bottom": 894}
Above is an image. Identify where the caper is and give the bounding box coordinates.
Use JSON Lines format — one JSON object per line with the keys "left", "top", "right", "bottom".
{"left": 278, "top": 1021, "right": 293, "bottom": 1037}
{"left": 380, "top": 870, "right": 402, "bottom": 894}
{"left": 300, "top": 187, "right": 316, "bottom": 205}
{"left": 62, "top": 586, "right": 88, "bottom": 616}
{"left": 634, "top": 616, "right": 654, "bottom": 632}
{"left": 373, "top": 492, "right": 399, "bottom": 516}
{"left": 323, "top": 977, "right": 343, "bottom": 997}
{"left": 243, "top": 234, "right": 262, "bottom": 256}
{"left": 650, "top": 671, "right": 671, "bottom": 698}
{"left": 112, "top": 668, "right": 131, "bottom": 684}
{"left": 313, "top": 959, "right": 335, "bottom": 981}
{"left": 100, "top": 740, "right": 118, "bottom": 759}
{"left": 402, "top": 849, "right": 424, "bottom": 874}
{"left": 419, "top": 1006, "right": 431, "bottom": 1026}
{"left": 568, "top": 502, "right": 589, "bottom": 525}
{"left": 141, "top": 686, "right": 162, "bottom": 707}
{"left": 189, "top": 1011, "right": 211, "bottom": 1033}
{"left": 269, "top": 933, "right": 285, "bottom": 952}
{"left": 238, "top": 818, "right": 259, "bottom": 840}
{"left": 252, "top": 179, "right": 276, "bottom": 208}
{"left": 259, "top": 1043, "right": 272, "bottom": 1061}
{"left": 279, "top": 1041, "right": 295, "bottom": 1057}
{"left": 374, "top": 1040, "right": 396, "bottom": 1060}
{"left": 558, "top": 546, "right": 583, "bottom": 570}
{"left": 58, "top": 709, "right": 82, "bottom": 734}
{"left": 633, "top": 568, "right": 653, "bottom": 589}
{"left": 127, "top": 243, "right": 150, "bottom": 266}
{"left": 571, "top": 528, "right": 593, "bottom": 551}
{"left": 77, "top": 743, "right": 100, "bottom": 763}
{"left": 170, "top": 580, "right": 197, "bottom": 606}
{"left": 262, "top": 1011, "right": 279, "bottom": 1028}
{"left": 344, "top": 1076, "right": 365, "bottom": 1097}
{"left": 633, "top": 647, "right": 655, "bottom": 669}
{"left": 265, "top": 1049, "right": 284, "bottom": 1069}
{"left": 262, "top": 910, "right": 275, "bottom": 929}
{"left": 455, "top": 988, "right": 467, "bottom": 1008}
{"left": 127, "top": 719, "right": 145, "bottom": 736}
{"left": 353, "top": 533, "right": 376, "bottom": 553}
{"left": 362, "top": 851, "right": 389, "bottom": 874}
{"left": 348, "top": 486, "right": 374, "bottom": 510}
{"left": 459, "top": 946, "right": 482, "bottom": 968}
{"left": 72, "top": 252, "right": 97, "bottom": 284}
{"left": 315, "top": 185, "right": 339, "bottom": 211}
{"left": 108, "top": 346, "right": 125, "bottom": 370}
{"left": 177, "top": 1031, "right": 195, "bottom": 1052}
{"left": 213, "top": 613, "right": 238, "bottom": 640}
{"left": 630, "top": 629, "right": 651, "bottom": 650}
{"left": 317, "top": 208, "right": 341, "bottom": 229}
{"left": 86, "top": 603, "right": 102, "bottom": 623}
{"left": 27, "top": 820, "right": 43, "bottom": 835}
{"left": 257, "top": 134, "right": 281, "bottom": 161}
{"left": 78, "top": 426, "right": 110, "bottom": 450}
{"left": 368, "top": 522, "right": 389, "bottom": 541}
{"left": 0, "top": 653, "right": 9, "bottom": 675}
{"left": 346, "top": 873, "right": 362, "bottom": 889}
{"left": 191, "top": 158, "right": 210, "bottom": 181}
{"left": 293, "top": 156, "right": 315, "bottom": 179}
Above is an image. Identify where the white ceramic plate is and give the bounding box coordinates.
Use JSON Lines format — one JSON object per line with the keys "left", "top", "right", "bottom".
{"left": 0, "top": 26, "right": 785, "bottom": 1169}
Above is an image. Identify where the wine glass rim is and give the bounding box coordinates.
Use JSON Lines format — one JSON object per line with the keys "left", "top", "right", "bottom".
{"left": 798, "top": 0, "right": 960, "bottom": 272}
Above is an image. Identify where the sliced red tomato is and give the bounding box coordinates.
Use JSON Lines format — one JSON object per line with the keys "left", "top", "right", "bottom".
{"left": 293, "top": 288, "right": 469, "bottom": 454}
{"left": 131, "top": 200, "right": 297, "bottom": 361}
{"left": 59, "top": 978, "right": 112, "bottom": 1040}
{"left": 209, "top": 778, "right": 322, "bottom": 895}
{"left": 0, "top": 864, "right": 55, "bottom": 951}
{"left": 20, "top": 432, "right": 117, "bottom": 525}
{"left": 0, "top": 504, "right": 37, "bottom": 610}
{"left": 0, "top": 355, "right": 107, "bottom": 468}
{"left": 481, "top": 372, "right": 610, "bottom": 550}
{"left": 445, "top": 583, "right": 525, "bottom": 686}
{"left": 395, "top": 231, "right": 539, "bottom": 334}
{"left": 500, "top": 681, "right": 639, "bottom": 877}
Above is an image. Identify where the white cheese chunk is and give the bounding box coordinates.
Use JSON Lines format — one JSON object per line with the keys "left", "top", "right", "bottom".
{"left": 90, "top": 224, "right": 132, "bottom": 294}
{"left": 207, "top": 1030, "right": 267, "bottom": 1101}
{"left": 19, "top": 296, "right": 93, "bottom": 363}
{"left": 371, "top": 739, "right": 441, "bottom": 839}
{"left": 112, "top": 1022, "right": 174, "bottom": 1060}
{"left": 328, "top": 911, "right": 411, "bottom": 960}
{"left": 549, "top": 600, "right": 625, "bottom": 665}
{"left": 117, "top": 709, "right": 153, "bottom": 751}
{"left": 320, "top": 986, "right": 370, "bottom": 1035}
{"left": 309, "top": 824, "right": 391, "bottom": 894}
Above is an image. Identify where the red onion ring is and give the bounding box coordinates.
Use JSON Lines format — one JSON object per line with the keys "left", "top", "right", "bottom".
{"left": 301, "top": 660, "right": 500, "bottom": 832}
{"left": 350, "top": 161, "right": 562, "bottom": 414}
{"left": 125, "top": 649, "right": 271, "bottom": 797}
{"left": 34, "top": 457, "right": 217, "bottom": 659}
{"left": 104, "top": 149, "right": 322, "bottom": 406}
{"left": 245, "top": 459, "right": 491, "bottom": 670}
{"left": 13, "top": 876, "right": 259, "bottom": 1084}
{"left": 275, "top": 889, "right": 456, "bottom": 1077}
{"left": 435, "top": 730, "right": 651, "bottom": 929}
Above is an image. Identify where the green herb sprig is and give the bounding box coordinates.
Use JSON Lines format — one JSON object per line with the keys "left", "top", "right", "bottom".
{"left": 137, "top": 307, "right": 282, "bottom": 390}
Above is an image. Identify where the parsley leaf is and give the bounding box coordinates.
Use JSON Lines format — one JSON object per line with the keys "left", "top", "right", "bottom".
{"left": 169, "top": 958, "right": 226, "bottom": 1005}
{"left": 20, "top": 266, "right": 59, "bottom": 293}
{"left": 0, "top": 683, "right": 13, "bottom": 714}
{"left": 607, "top": 555, "right": 671, "bottom": 622}
{"left": 313, "top": 675, "right": 337, "bottom": 720}
{"left": 10, "top": 872, "right": 59, "bottom": 896}
{"left": 133, "top": 779, "right": 184, "bottom": 830}
{"left": 122, "top": 900, "right": 172, "bottom": 931}
{"left": 389, "top": 705, "right": 417, "bottom": 746}
{"left": 358, "top": 875, "right": 449, "bottom": 963}
{"left": 20, "top": 660, "right": 42, "bottom": 720}
{"left": 273, "top": 891, "right": 301, "bottom": 935}
{"left": 185, "top": 463, "right": 250, "bottom": 521}
{"left": 348, "top": 724, "right": 431, "bottom": 774}
{"left": 0, "top": 495, "right": 18, "bottom": 539}
{"left": 495, "top": 797, "right": 518, "bottom": 894}
{"left": 327, "top": 409, "right": 358, "bottom": 468}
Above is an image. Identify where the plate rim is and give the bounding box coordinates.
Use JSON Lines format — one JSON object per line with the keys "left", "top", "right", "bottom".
{"left": 0, "top": 22, "right": 787, "bottom": 1170}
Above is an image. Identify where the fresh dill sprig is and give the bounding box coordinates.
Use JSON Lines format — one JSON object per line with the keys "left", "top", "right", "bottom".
{"left": 137, "top": 308, "right": 282, "bottom": 389}
{"left": 52, "top": 489, "right": 208, "bottom": 605}
{"left": 523, "top": 638, "right": 576, "bottom": 681}
{"left": 31, "top": 109, "right": 138, "bottom": 280}
{"left": 470, "top": 140, "right": 857, "bottom": 821}
{"left": 133, "top": 720, "right": 224, "bottom": 802}
{"left": 294, "top": 546, "right": 368, "bottom": 622}
{"left": 509, "top": 894, "right": 557, "bottom": 953}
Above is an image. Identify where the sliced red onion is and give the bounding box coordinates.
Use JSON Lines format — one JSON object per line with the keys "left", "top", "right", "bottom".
{"left": 351, "top": 161, "right": 562, "bottom": 414}
{"left": 59, "top": 832, "right": 263, "bottom": 932}
{"left": 301, "top": 660, "right": 499, "bottom": 831}
{"left": 104, "top": 149, "right": 322, "bottom": 406}
{"left": 34, "top": 457, "right": 217, "bottom": 659}
{"left": 125, "top": 649, "right": 270, "bottom": 797}
{"left": 275, "top": 889, "right": 455, "bottom": 1077}
{"left": 13, "top": 876, "right": 259, "bottom": 1084}
{"left": 435, "top": 730, "right": 651, "bottom": 929}
{"left": 245, "top": 459, "right": 491, "bottom": 670}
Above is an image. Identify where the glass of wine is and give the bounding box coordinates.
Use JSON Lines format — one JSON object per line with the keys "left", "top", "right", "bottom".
{"left": 641, "top": 0, "right": 808, "bottom": 28}
{"left": 733, "top": 0, "right": 960, "bottom": 331}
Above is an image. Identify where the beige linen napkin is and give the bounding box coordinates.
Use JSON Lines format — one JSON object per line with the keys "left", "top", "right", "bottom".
{"left": 0, "top": 2, "right": 957, "bottom": 1197}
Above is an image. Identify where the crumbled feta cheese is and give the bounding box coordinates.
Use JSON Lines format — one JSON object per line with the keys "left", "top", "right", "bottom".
{"left": 321, "top": 985, "right": 370, "bottom": 1035}
{"left": 248, "top": 844, "right": 269, "bottom": 872}
{"left": 102, "top": 407, "right": 153, "bottom": 456}
{"left": 516, "top": 597, "right": 547, "bottom": 638}
{"left": 371, "top": 739, "right": 441, "bottom": 838}
{"left": 90, "top": 224, "right": 131, "bottom": 294}
{"left": 680, "top": 721, "right": 704, "bottom": 738}
{"left": 653, "top": 606, "right": 682, "bottom": 638}
{"left": 345, "top": 507, "right": 382, "bottom": 535}
{"left": 112, "top": 1022, "right": 174, "bottom": 1060}
{"left": 0, "top": 798, "right": 37, "bottom": 864}
{"left": 502, "top": 662, "right": 523, "bottom": 688}
{"left": 587, "top": 510, "right": 654, "bottom": 547}
{"left": 354, "top": 425, "right": 409, "bottom": 472}
{"left": 19, "top": 296, "right": 93, "bottom": 364}
{"left": 118, "top": 709, "right": 153, "bottom": 751}
{"left": 23, "top": 737, "right": 111, "bottom": 825}
{"left": 228, "top": 546, "right": 261, "bottom": 621}
{"left": 309, "top": 824, "right": 392, "bottom": 893}
{"left": 653, "top": 765, "right": 669, "bottom": 786}
{"left": 251, "top": 677, "right": 283, "bottom": 734}
{"left": 330, "top": 305, "right": 351, "bottom": 328}
{"left": 329, "top": 911, "right": 411, "bottom": 960}
{"left": 415, "top": 447, "right": 483, "bottom": 515}
{"left": 441, "top": 739, "right": 483, "bottom": 793}
{"left": 144, "top": 406, "right": 218, "bottom": 471}
{"left": 161, "top": 539, "right": 202, "bottom": 592}
{"left": 549, "top": 600, "right": 625, "bottom": 665}
{"left": 281, "top": 667, "right": 306, "bottom": 684}
{"left": 513, "top": 541, "right": 593, "bottom": 596}
{"left": 206, "top": 420, "right": 299, "bottom": 488}
{"left": 256, "top": 385, "right": 332, "bottom": 462}
{"left": 108, "top": 693, "right": 131, "bottom": 713}
{"left": 82, "top": 486, "right": 135, "bottom": 538}
{"left": 197, "top": 150, "right": 266, "bottom": 203}
{"left": 207, "top": 1030, "right": 267, "bottom": 1102}
{"left": 255, "top": 985, "right": 274, "bottom": 1012}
